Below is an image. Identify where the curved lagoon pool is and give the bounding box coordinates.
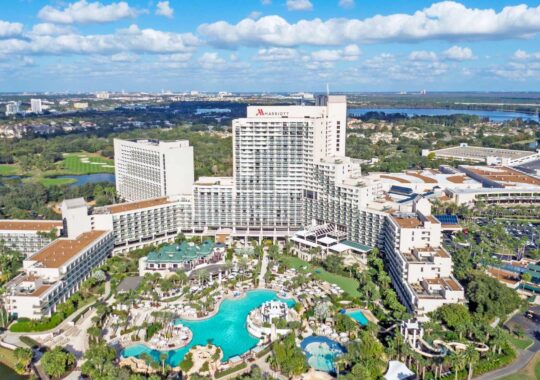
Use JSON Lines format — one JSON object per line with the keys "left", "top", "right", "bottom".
{"left": 300, "top": 336, "right": 346, "bottom": 373}
{"left": 122, "top": 289, "right": 294, "bottom": 366}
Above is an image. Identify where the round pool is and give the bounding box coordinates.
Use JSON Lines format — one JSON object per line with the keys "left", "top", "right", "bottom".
{"left": 122, "top": 290, "right": 294, "bottom": 366}
{"left": 300, "top": 336, "right": 346, "bottom": 373}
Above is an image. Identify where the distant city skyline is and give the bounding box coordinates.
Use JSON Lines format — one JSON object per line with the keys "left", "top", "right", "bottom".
{"left": 2, "top": 0, "right": 540, "bottom": 92}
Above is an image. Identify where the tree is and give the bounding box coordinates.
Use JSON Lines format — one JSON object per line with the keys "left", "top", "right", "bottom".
{"left": 41, "top": 347, "right": 75, "bottom": 378}
{"left": 270, "top": 334, "right": 308, "bottom": 376}
{"left": 14, "top": 347, "right": 33, "bottom": 373}
{"left": 464, "top": 346, "right": 479, "bottom": 380}
{"left": 445, "top": 350, "right": 466, "bottom": 380}
{"left": 81, "top": 343, "right": 117, "bottom": 379}
{"left": 466, "top": 274, "right": 523, "bottom": 319}
{"left": 434, "top": 304, "right": 472, "bottom": 339}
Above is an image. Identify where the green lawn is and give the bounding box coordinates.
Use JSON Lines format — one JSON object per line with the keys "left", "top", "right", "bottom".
{"left": 509, "top": 335, "right": 534, "bottom": 350}
{"left": 280, "top": 256, "right": 360, "bottom": 297}
{"left": 0, "top": 346, "right": 18, "bottom": 370}
{"left": 40, "top": 177, "right": 77, "bottom": 187}
{"left": 0, "top": 164, "right": 17, "bottom": 176}
{"left": 60, "top": 153, "right": 114, "bottom": 174}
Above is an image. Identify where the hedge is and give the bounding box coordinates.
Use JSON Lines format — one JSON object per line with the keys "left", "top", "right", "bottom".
{"left": 215, "top": 362, "right": 248, "bottom": 379}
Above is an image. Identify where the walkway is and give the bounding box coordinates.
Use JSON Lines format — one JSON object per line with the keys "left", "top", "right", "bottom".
{"left": 1, "top": 280, "right": 111, "bottom": 347}
{"left": 258, "top": 249, "right": 269, "bottom": 289}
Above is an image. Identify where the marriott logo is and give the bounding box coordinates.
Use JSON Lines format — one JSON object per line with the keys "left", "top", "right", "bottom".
{"left": 255, "top": 108, "right": 289, "bottom": 117}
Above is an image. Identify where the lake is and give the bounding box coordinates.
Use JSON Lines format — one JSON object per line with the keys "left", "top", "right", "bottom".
{"left": 349, "top": 108, "right": 538, "bottom": 122}
{"left": 54, "top": 173, "right": 116, "bottom": 187}
{"left": 0, "top": 363, "right": 27, "bottom": 380}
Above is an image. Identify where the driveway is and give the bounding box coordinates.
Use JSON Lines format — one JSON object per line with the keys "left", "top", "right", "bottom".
{"left": 475, "top": 306, "right": 540, "bottom": 379}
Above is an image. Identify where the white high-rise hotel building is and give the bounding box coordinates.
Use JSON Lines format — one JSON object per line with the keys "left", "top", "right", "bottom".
{"left": 114, "top": 139, "right": 194, "bottom": 201}
{"left": 233, "top": 95, "right": 346, "bottom": 231}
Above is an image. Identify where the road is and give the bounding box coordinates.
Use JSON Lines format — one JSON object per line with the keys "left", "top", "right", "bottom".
{"left": 475, "top": 305, "right": 540, "bottom": 379}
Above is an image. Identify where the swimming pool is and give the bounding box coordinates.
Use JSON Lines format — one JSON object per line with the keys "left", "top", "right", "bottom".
{"left": 122, "top": 290, "right": 294, "bottom": 366}
{"left": 300, "top": 336, "right": 346, "bottom": 373}
{"left": 345, "top": 310, "right": 368, "bottom": 326}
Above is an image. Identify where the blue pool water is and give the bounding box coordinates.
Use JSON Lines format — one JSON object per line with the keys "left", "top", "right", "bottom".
{"left": 300, "top": 336, "right": 346, "bottom": 373}
{"left": 122, "top": 290, "right": 294, "bottom": 366}
{"left": 345, "top": 310, "right": 369, "bottom": 326}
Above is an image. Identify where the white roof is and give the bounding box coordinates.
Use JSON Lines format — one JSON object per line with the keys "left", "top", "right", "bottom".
{"left": 329, "top": 243, "right": 350, "bottom": 253}
{"left": 384, "top": 361, "right": 414, "bottom": 380}
{"left": 318, "top": 236, "right": 337, "bottom": 245}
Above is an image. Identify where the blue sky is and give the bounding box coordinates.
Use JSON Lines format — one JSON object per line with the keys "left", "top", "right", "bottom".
{"left": 1, "top": 0, "right": 540, "bottom": 92}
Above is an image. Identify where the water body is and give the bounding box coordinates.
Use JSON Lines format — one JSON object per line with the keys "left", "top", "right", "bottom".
{"left": 0, "top": 363, "right": 27, "bottom": 380}
{"left": 54, "top": 173, "right": 116, "bottom": 187}
{"left": 122, "top": 289, "right": 294, "bottom": 366}
{"left": 349, "top": 108, "right": 538, "bottom": 122}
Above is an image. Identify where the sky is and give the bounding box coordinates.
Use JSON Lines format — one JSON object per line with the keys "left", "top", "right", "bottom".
{"left": 2, "top": 0, "right": 540, "bottom": 92}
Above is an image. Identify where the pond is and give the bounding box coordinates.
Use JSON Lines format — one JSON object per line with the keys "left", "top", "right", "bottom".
{"left": 122, "top": 289, "right": 295, "bottom": 366}
{"left": 52, "top": 173, "right": 116, "bottom": 187}
{"left": 349, "top": 107, "right": 538, "bottom": 122}
{"left": 0, "top": 363, "right": 27, "bottom": 380}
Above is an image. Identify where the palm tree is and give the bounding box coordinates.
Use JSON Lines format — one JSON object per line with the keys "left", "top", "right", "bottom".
{"left": 160, "top": 352, "right": 168, "bottom": 375}
{"left": 446, "top": 350, "right": 467, "bottom": 380}
{"left": 464, "top": 346, "right": 479, "bottom": 380}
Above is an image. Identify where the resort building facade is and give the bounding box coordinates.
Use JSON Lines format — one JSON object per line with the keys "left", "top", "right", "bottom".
{"left": 4, "top": 229, "right": 114, "bottom": 319}
{"left": 114, "top": 139, "right": 194, "bottom": 202}
{"left": 0, "top": 220, "right": 63, "bottom": 255}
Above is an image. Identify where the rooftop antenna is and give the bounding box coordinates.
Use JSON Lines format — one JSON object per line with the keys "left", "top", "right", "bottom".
{"left": 326, "top": 83, "right": 330, "bottom": 96}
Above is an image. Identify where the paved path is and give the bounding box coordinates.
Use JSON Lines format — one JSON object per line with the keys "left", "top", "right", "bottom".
{"left": 1, "top": 280, "right": 111, "bottom": 347}
{"left": 475, "top": 305, "right": 540, "bottom": 379}
{"left": 475, "top": 349, "right": 535, "bottom": 380}
{"left": 258, "top": 249, "right": 269, "bottom": 288}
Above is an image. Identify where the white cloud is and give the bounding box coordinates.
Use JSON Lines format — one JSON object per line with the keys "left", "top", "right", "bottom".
{"left": 38, "top": 0, "right": 137, "bottom": 24}
{"left": 0, "top": 20, "right": 24, "bottom": 38}
{"left": 159, "top": 53, "right": 192, "bottom": 62}
{"left": 255, "top": 47, "right": 298, "bottom": 61}
{"left": 512, "top": 49, "right": 540, "bottom": 61}
{"left": 310, "top": 44, "right": 361, "bottom": 61}
{"left": 156, "top": 1, "right": 174, "bottom": 19}
{"left": 0, "top": 25, "right": 200, "bottom": 55}
{"left": 248, "top": 11, "right": 262, "bottom": 20}
{"left": 287, "top": 0, "right": 313, "bottom": 12}
{"left": 339, "top": 0, "right": 355, "bottom": 9}
{"left": 30, "top": 23, "right": 74, "bottom": 36}
{"left": 111, "top": 52, "right": 139, "bottom": 62}
{"left": 443, "top": 45, "right": 474, "bottom": 61}
{"left": 199, "top": 2, "right": 540, "bottom": 48}
{"left": 408, "top": 50, "right": 438, "bottom": 61}
{"left": 199, "top": 52, "right": 226, "bottom": 69}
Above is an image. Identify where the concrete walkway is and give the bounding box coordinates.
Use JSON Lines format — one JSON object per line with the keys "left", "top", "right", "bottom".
{"left": 258, "top": 249, "right": 269, "bottom": 288}
{"left": 1, "top": 280, "right": 111, "bottom": 347}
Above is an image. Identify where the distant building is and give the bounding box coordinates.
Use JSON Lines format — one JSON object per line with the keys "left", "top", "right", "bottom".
{"left": 96, "top": 92, "right": 110, "bottom": 99}
{"left": 422, "top": 143, "right": 540, "bottom": 166}
{"left": 5, "top": 101, "right": 20, "bottom": 116}
{"left": 114, "top": 139, "right": 194, "bottom": 201}
{"left": 30, "top": 99, "right": 42, "bottom": 114}
{"left": 73, "top": 102, "right": 88, "bottom": 109}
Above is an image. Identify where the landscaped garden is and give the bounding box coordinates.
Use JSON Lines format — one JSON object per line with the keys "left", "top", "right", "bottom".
{"left": 279, "top": 255, "right": 361, "bottom": 297}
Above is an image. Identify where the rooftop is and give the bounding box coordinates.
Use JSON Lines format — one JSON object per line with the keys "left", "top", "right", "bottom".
{"left": 106, "top": 197, "right": 173, "bottom": 214}
{"left": 29, "top": 230, "right": 108, "bottom": 269}
{"left": 462, "top": 166, "right": 540, "bottom": 187}
{"left": 0, "top": 220, "right": 62, "bottom": 232}
{"left": 147, "top": 240, "right": 215, "bottom": 263}
{"left": 431, "top": 145, "right": 537, "bottom": 160}
{"left": 391, "top": 215, "right": 423, "bottom": 229}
